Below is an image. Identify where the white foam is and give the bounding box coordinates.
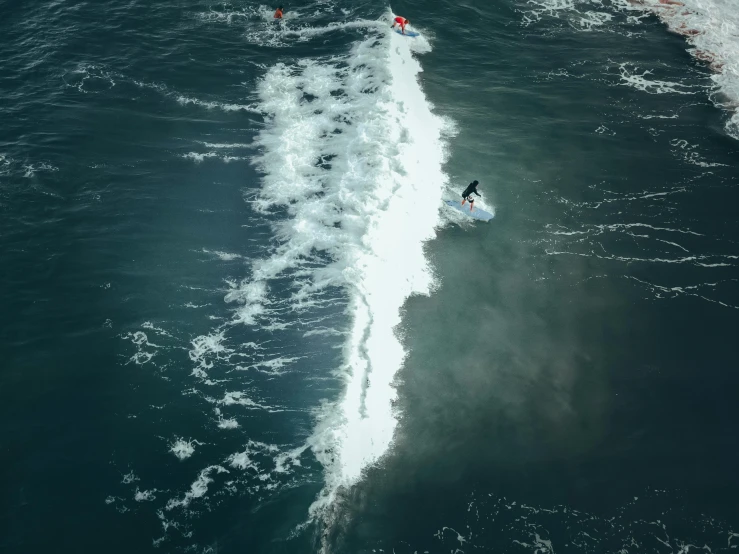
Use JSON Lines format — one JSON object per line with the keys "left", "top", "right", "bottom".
{"left": 169, "top": 438, "right": 201, "bottom": 461}
{"left": 176, "top": 95, "right": 262, "bottom": 114}
{"left": 130, "top": 77, "right": 263, "bottom": 116}
{"left": 22, "top": 162, "right": 58, "bottom": 178}
{"left": 435, "top": 527, "right": 468, "bottom": 546}
{"left": 182, "top": 151, "right": 248, "bottom": 163}
{"left": 639, "top": 112, "right": 680, "bottom": 119}
{"left": 128, "top": 331, "right": 158, "bottom": 347}
{"left": 241, "top": 355, "right": 302, "bottom": 376}
{"left": 523, "top": 0, "right": 576, "bottom": 25}
{"left": 182, "top": 151, "right": 218, "bottom": 163}
{"left": 198, "top": 7, "right": 252, "bottom": 24}
{"left": 217, "top": 416, "right": 239, "bottom": 429}
{"left": 617, "top": 62, "right": 698, "bottom": 95}
{"left": 134, "top": 489, "right": 157, "bottom": 502}
{"left": 122, "top": 331, "right": 159, "bottom": 365}
{"left": 274, "top": 444, "right": 309, "bottom": 473}
{"left": 165, "top": 465, "right": 229, "bottom": 510}
{"left": 228, "top": 451, "right": 258, "bottom": 471}
{"left": 277, "top": 20, "right": 385, "bottom": 40}
{"left": 512, "top": 534, "right": 554, "bottom": 553}
{"left": 201, "top": 248, "right": 243, "bottom": 261}
{"left": 578, "top": 11, "right": 614, "bottom": 29}
{"left": 670, "top": 137, "right": 728, "bottom": 166}
{"left": 233, "top": 16, "right": 451, "bottom": 518}
{"left": 226, "top": 440, "right": 280, "bottom": 472}
{"left": 199, "top": 142, "right": 251, "bottom": 149}
{"left": 596, "top": 124, "right": 617, "bottom": 135}
{"left": 141, "top": 321, "right": 174, "bottom": 338}
{"left": 188, "top": 331, "right": 232, "bottom": 376}
{"left": 219, "top": 391, "right": 278, "bottom": 411}
{"left": 121, "top": 471, "right": 139, "bottom": 484}
{"left": 231, "top": 442, "right": 289, "bottom": 478}
{"left": 63, "top": 63, "right": 116, "bottom": 94}
{"left": 224, "top": 280, "right": 268, "bottom": 325}
{"left": 211, "top": 407, "right": 240, "bottom": 430}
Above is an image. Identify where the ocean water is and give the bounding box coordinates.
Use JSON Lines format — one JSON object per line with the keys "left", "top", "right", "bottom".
{"left": 1, "top": 0, "right": 738, "bottom": 552}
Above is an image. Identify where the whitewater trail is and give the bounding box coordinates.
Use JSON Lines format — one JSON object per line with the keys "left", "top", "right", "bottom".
{"left": 228, "top": 17, "right": 452, "bottom": 530}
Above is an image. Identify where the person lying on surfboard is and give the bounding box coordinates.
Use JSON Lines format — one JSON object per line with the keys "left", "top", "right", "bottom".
{"left": 461, "top": 180, "right": 481, "bottom": 211}
{"left": 391, "top": 16, "right": 410, "bottom": 34}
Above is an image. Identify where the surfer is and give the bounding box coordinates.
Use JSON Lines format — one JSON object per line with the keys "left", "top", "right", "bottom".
{"left": 274, "top": 5, "right": 283, "bottom": 18}
{"left": 461, "top": 180, "right": 481, "bottom": 211}
{"left": 391, "top": 16, "right": 410, "bottom": 35}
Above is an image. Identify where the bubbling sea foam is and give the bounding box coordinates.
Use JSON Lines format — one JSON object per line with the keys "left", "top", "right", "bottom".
{"left": 236, "top": 19, "right": 451, "bottom": 522}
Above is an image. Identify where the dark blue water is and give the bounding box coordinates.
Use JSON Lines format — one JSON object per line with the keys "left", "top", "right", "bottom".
{"left": 2, "top": 0, "right": 738, "bottom": 552}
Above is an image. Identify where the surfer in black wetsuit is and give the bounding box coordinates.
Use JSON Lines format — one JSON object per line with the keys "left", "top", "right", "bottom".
{"left": 461, "top": 180, "right": 480, "bottom": 210}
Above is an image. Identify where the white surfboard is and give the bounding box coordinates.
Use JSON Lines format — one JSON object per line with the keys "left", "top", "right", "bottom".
{"left": 445, "top": 200, "right": 494, "bottom": 222}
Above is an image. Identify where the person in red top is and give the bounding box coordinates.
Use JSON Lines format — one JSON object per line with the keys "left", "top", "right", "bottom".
{"left": 391, "top": 16, "right": 410, "bottom": 34}
{"left": 274, "top": 6, "right": 283, "bottom": 18}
